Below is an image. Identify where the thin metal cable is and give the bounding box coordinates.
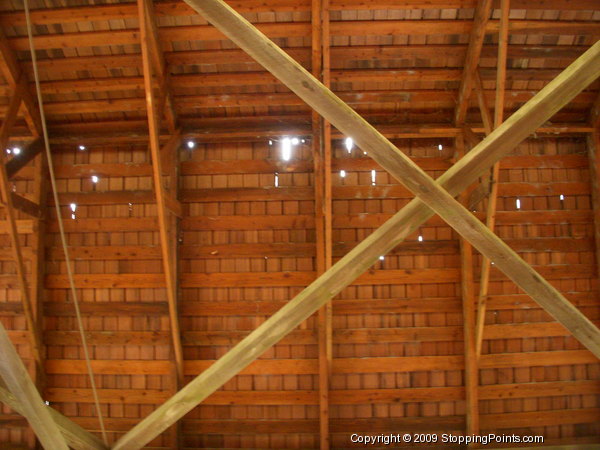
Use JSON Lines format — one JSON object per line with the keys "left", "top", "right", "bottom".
{"left": 23, "top": 0, "right": 108, "bottom": 444}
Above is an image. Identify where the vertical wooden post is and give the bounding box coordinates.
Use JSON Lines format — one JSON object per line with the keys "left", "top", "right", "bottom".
{"left": 588, "top": 131, "right": 600, "bottom": 283}
{"left": 312, "top": 0, "right": 332, "bottom": 447}
{"left": 474, "top": 0, "right": 510, "bottom": 356}
{"left": 456, "top": 134, "right": 480, "bottom": 436}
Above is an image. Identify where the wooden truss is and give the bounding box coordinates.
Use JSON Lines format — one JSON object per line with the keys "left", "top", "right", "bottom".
{"left": 108, "top": 0, "right": 599, "bottom": 445}
{"left": 0, "top": 0, "right": 599, "bottom": 448}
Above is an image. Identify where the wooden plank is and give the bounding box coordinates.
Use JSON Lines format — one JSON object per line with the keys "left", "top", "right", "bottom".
{"left": 0, "top": 381, "right": 107, "bottom": 450}
{"left": 8, "top": 20, "right": 600, "bottom": 52}
{"left": 22, "top": 320, "right": 583, "bottom": 347}
{"left": 588, "top": 132, "right": 600, "bottom": 282}
{"left": 137, "top": 0, "right": 184, "bottom": 388}
{"left": 32, "top": 292, "right": 597, "bottom": 318}
{"left": 43, "top": 350, "right": 597, "bottom": 376}
{"left": 140, "top": 0, "right": 177, "bottom": 133}
{"left": 112, "top": 30, "right": 600, "bottom": 447}
{"left": 456, "top": 134, "right": 479, "bottom": 435}
{"left": 479, "top": 408, "right": 600, "bottom": 429}
{"left": 46, "top": 181, "right": 592, "bottom": 206}
{"left": 24, "top": 45, "right": 591, "bottom": 77}
{"left": 312, "top": 0, "right": 332, "bottom": 446}
{"left": 454, "top": 0, "right": 493, "bottom": 125}
{"left": 475, "top": 0, "right": 510, "bottom": 356}
{"left": 22, "top": 87, "right": 595, "bottom": 116}
{"left": 2, "top": 0, "right": 597, "bottom": 27}
{"left": 43, "top": 268, "right": 461, "bottom": 289}
{"left": 39, "top": 380, "right": 600, "bottom": 405}
{"left": 40, "top": 208, "right": 594, "bottom": 232}
{"left": 44, "top": 122, "right": 592, "bottom": 147}
{"left": 33, "top": 154, "right": 588, "bottom": 180}
{"left": 15, "top": 68, "right": 595, "bottom": 95}
{"left": 0, "top": 324, "right": 68, "bottom": 449}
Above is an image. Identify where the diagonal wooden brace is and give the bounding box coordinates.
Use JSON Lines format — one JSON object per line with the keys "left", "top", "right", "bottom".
{"left": 0, "top": 322, "right": 69, "bottom": 449}
{"left": 112, "top": 1, "right": 600, "bottom": 446}
{"left": 0, "top": 378, "right": 107, "bottom": 450}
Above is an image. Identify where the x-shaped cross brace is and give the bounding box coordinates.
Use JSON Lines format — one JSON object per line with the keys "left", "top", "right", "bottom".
{"left": 1, "top": 0, "right": 598, "bottom": 448}
{"left": 110, "top": 2, "right": 600, "bottom": 446}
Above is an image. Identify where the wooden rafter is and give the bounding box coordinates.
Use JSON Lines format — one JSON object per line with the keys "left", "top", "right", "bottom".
{"left": 312, "top": 0, "right": 332, "bottom": 447}
{"left": 454, "top": 0, "right": 493, "bottom": 125}
{"left": 24, "top": 122, "right": 593, "bottom": 149}
{"left": 19, "top": 45, "right": 591, "bottom": 81}
{"left": 111, "top": 5, "right": 600, "bottom": 447}
{"left": 589, "top": 87, "right": 600, "bottom": 283}
{"left": 139, "top": 0, "right": 177, "bottom": 133}
{"left": 474, "top": 0, "right": 510, "bottom": 356}
{"left": 138, "top": 2, "right": 183, "bottom": 444}
{"left": 0, "top": 322, "right": 67, "bottom": 449}
{"left": 4, "top": 20, "right": 598, "bottom": 53}
{"left": 2, "top": 0, "right": 597, "bottom": 27}
{"left": 588, "top": 132, "right": 600, "bottom": 284}
{"left": 137, "top": 7, "right": 184, "bottom": 438}
{"left": 455, "top": 134, "right": 479, "bottom": 436}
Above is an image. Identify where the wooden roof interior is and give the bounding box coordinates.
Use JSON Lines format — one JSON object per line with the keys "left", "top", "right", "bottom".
{"left": 0, "top": 0, "right": 599, "bottom": 448}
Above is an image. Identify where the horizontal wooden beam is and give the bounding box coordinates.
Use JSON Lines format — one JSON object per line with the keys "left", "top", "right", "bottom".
{"left": 12, "top": 87, "right": 595, "bottom": 116}
{"left": 2, "top": 208, "right": 591, "bottom": 237}
{"left": 25, "top": 70, "right": 586, "bottom": 95}
{"left": 54, "top": 416, "right": 600, "bottom": 437}
{"left": 2, "top": 0, "right": 597, "bottom": 27}
{"left": 34, "top": 264, "right": 594, "bottom": 289}
{"left": 42, "top": 350, "right": 598, "bottom": 376}
{"left": 2, "top": 291, "right": 593, "bottom": 317}
{"left": 7, "top": 320, "right": 591, "bottom": 347}
{"left": 37, "top": 380, "right": 600, "bottom": 405}
{"left": 27, "top": 154, "right": 585, "bottom": 180}
{"left": 48, "top": 181, "right": 591, "bottom": 206}
{"left": 42, "top": 122, "right": 593, "bottom": 146}
{"left": 36, "top": 237, "right": 593, "bottom": 261}
{"left": 8, "top": 20, "right": 599, "bottom": 52}
{"left": 26, "top": 45, "right": 589, "bottom": 77}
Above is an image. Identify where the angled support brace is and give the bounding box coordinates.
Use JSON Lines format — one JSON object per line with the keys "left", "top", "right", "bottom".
{"left": 0, "top": 378, "right": 107, "bottom": 450}
{"left": 139, "top": 0, "right": 177, "bottom": 133}
{"left": 454, "top": 0, "right": 493, "bottom": 125}
{"left": 111, "top": 5, "right": 600, "bottom": 447}
{"left": 137, "top": 0, "right": 185, "bottom": 408}
{"left": 0, "top": 322, "right": 68, "bottom": 449}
